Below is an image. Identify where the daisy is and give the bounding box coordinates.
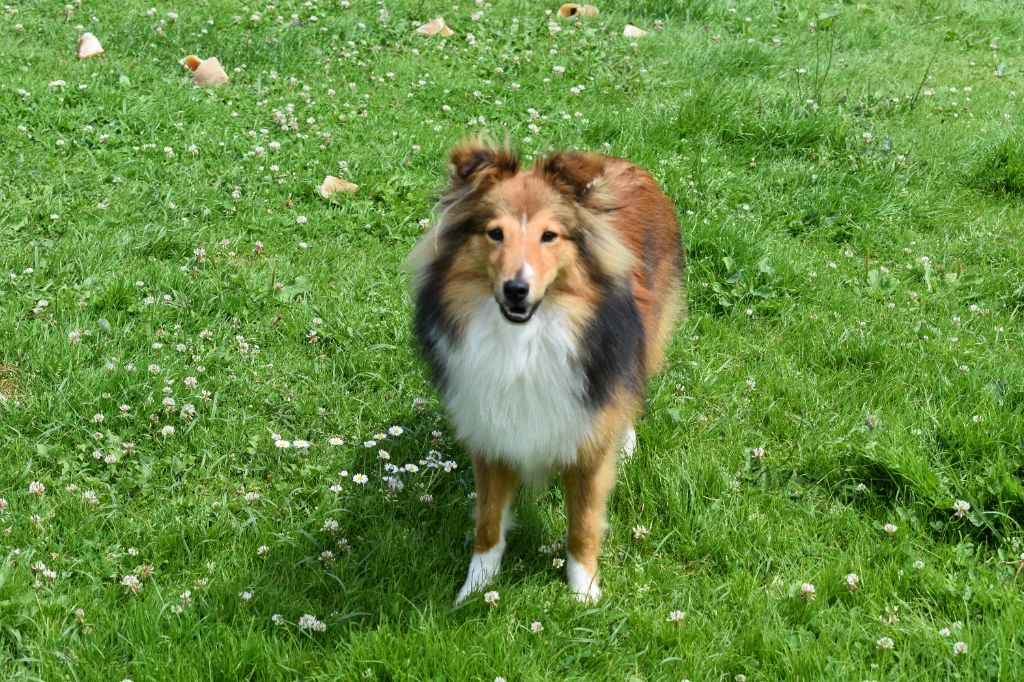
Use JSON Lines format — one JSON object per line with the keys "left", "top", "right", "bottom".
{"left": 353, "top": 473, "right": 368, "bottom": 485}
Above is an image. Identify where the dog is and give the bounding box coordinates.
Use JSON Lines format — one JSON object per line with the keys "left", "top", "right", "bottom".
{"left": 408, "top": 139, "right": 684, "bottom": 603}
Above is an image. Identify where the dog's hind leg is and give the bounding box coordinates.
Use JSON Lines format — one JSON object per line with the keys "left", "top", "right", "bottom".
{"left": 455, "top": 456, "right": 519, "bottom": 605}
{"left": 620, "top": 423, "right": 636, "bottom": 459}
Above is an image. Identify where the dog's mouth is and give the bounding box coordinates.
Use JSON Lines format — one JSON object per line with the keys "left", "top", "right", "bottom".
{"left": 499, "top": 301, "right": 540, "bottom": 324}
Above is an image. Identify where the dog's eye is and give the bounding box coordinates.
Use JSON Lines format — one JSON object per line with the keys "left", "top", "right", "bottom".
{"left": 541, "top": 231, "right": 558, "bottom": 243}
{"left": 486, "top": 228, "right": 504, "bottom": 242}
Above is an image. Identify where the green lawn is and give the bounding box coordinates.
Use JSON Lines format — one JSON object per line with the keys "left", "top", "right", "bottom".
{"left": 2, "top": 1, "right": 1023, "bottom": 680}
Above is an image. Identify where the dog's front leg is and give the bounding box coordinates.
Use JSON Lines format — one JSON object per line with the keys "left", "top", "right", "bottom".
{"left": 455, "top": 456, "right": 519, "bottom": 605}
{"left": 562, "top": 445, "right": 617, "bottom": 603}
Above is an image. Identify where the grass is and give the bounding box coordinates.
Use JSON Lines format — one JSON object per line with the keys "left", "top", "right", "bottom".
{"left": 1, "top": 0, "right": 1023, "bottom": 679}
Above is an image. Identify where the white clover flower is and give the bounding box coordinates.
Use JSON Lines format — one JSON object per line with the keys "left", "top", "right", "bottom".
{"left": 239, "top": 591, "right": 253, "bottom": 602}
{"left": 667, "top": 610, "right": 685, "bottom": 622}
{"left": 483, "top": 590, "right": 500, "bottom": 607}
{"left": 530, "top": 621, "right": 544, "bottom": 633}
{"left": 632, "top": 524, "right": 649, "bottom": 540}
{"left": 883, "top": 523, "right": 898, "bottom": 534}
{"left": 799, "top": 583, "right": 817, "bottom": 602}
{"left": 29, "top": 481, "right": 45, "bottom": 497}
{"left": 953, "top": 500, "right": 971, "bottom": 518}
{"left": 161, "top": 425, "right": 176, "bottom": 436}
{"left": 298, "top": 614, "right": 326, "bottom": 632}
{"left": 877, "top": 636, "right": 894, "bottom": 650}
{"left": 953, "top": 641, "right": 967, "bottom": 656}
{"left": 121, "top": 575, "right": 143, "bottom": 594}
{"left": 845, "top": 573, "right": 859, "bottom": 592}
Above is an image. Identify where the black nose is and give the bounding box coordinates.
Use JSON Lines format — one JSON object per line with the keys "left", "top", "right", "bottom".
{"left": 503, "top": 279, "right": 529, "bottom": 304}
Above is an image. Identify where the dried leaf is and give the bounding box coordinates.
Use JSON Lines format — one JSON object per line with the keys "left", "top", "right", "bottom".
{"left": 187, "top": 56, "right": 230, "bottom": 87}
{"left": 558, "top": 4, "right": 599, "bottom": 19}
{"left": 77, "top": 33, "right": 105, "bottom": 59}
{"left": 623, "top": 23, "right": 647, "bottom": 38}
{"left": 415, "top": 18, "right": 452, "bottom": 37}
{"left": 319, "top": 176, "right": 359, "bottom": 199}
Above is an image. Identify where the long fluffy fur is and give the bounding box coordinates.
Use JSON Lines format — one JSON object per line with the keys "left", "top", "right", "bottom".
{"left": 407, "top": 140, "right": 684, "bottom": 601}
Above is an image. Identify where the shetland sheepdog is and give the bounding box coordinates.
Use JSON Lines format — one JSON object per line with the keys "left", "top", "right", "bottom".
{"left": 408, "top": 139, "right": 684, "bottom": 603}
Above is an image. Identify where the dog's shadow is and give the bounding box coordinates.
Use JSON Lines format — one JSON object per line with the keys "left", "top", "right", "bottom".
{"left": 252, "top": 410, "right": 566, "bottom": 623}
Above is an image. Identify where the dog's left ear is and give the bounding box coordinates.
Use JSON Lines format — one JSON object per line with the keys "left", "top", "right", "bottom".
{"left": 540, "top": 152, "right": 606, "bottom": 201}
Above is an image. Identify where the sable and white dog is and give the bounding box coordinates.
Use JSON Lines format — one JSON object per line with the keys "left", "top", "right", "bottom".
{"left": 409, "top": 139, "right": 684, "bottom": 603}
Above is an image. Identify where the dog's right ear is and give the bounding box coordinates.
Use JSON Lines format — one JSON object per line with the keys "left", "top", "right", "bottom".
{"left": 448, "top": 139, "right": 520, "bottom": 190}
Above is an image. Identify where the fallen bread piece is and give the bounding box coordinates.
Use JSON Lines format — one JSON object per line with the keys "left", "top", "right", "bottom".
{"left": 622, "top": 23, "right": 647, "bottom": 38}
{"left": 181, "top": 55, "right": 231, "bottom": 87}
{"left": 78, "top": 32, "right": 105, "bottom": 59}
{"left": 318, "top": 176, "right": 359, "bottom": 199}
{"left": 558, "top": 4, "right": 599, "bottom": 19}
{"left": 415, "top": 18, "right": 454, "bottom": 37}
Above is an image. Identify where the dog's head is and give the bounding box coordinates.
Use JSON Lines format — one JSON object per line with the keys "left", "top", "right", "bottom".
{"left": 419, "top": 138, "right": 632, "bottom": 324}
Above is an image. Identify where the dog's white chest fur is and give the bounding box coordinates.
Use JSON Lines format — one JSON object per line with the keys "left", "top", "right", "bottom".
{"left": 441, "top": 299, "right": 593, "bottom": 479}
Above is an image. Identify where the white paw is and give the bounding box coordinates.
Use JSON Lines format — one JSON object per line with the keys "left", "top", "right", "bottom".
{"left": 620, "top": 423, "right": 637, "bottom": 459}
{"left": 566, "top": 554, "right": 601, "bottom": 604}
{"left": 454, "top": 544, "right": 504, "bottom": 605}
